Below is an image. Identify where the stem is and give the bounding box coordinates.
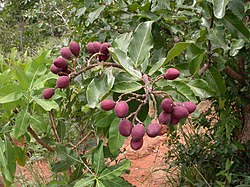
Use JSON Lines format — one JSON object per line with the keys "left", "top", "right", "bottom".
{"left": 150, "top": 93, "right": 158, "bottom": 119}
{"left": 87, "top": 52, "right": 102, "bottom": 66}
{"left": 27, "top": 127, "right": 54, "bottom": 152}
{"left": 224, "top": 66, "right": 245, "bottom": 84}
{"left": 151, "top": 75, "right": 164, "bottom": 91}
{"left": 49, "top": 110, "right": 60, "bottom": 143}
{"left": 152, "top": 90, "right": 170, "bottom": 98}
{"left": 72, "top": 131, "right": 93, "bottom": 150}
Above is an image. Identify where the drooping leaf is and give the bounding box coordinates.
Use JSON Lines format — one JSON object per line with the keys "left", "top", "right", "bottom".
{"left": 4, "top": 138, "right": 16, "bottom": 184}
{"left": 14, "top": 111, "right": 30, "bottom": 139}
{"left": 92, "top": 142, "right": 105, "bottom": 174}
{"left": 0, "top": 85, "right": 24, "bottom": 104}
{"left": 189, "top": 52, "right": 205, "bottom": 75}
{"left": 15, "top": 66, "right": 29, "bottom": 90}
{"left": 188, "top": 79, "right": 216, "bottom": 98}
{"left": 15, "top": 147, "right": 26, "bottom": 166}
{"left": 33, "top": 97, "right": 59, "bottom": 111}
{"left": 86, "top": 5, "right": 105, "bottom": 26}
{"left": 112, "top": 32, "right": 133, "bottom": 53}
{"left": 108, "top": 118, "right": 126, "bottom": 157}
{"left": 212, "top": 0, "right": 232, "bottom": 19}
{"left": 128, "top": 21, "right": 154, "bottom": 71}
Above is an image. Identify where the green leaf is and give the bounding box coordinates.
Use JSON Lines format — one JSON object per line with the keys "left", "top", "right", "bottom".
{"left": 86, "top": 5, "right": 105, "bottom": 26}
{"left": 30, "top": 115, "right": 47, "bottom": 132}
{"left": 113, "top": 32, "right": 133, "bottom": 53}
{"left": 188, "top": 79, "right": 216, "bottom": 98}
{"left": 212, "top": 0, "right": 232, "bottom": 19}
{"left": 33, "top": 97, "right": 59, "bottom": 111}
{"left": 128, "top": 21, "right": 154, "bottom": 71}
{"left": 86, "top": 69, "right": 115, "bottom": 108}
{"left": 14, "top": 111, "right": 30, "bottom": 139}
{"left": 4, "top": 138, "right": 16, "bottom": 184}
{"left": 208, "top": 27, "right": 229, "bottom": 50}
{"left": 0, "top": 85, "right": 24, "bottom": 104}
{"left": 99, "top": 160, "right": 130, "bottom": 180}
{"left": 15, "top": 66, "right": 29, "bottom": 90}
{"left": 109, "top": 48, "right": 142, "bottom": 80}
{"left": 108, "top": 118, "right": 126, "bottom": 157}
{"left": 74, "top": 176, "right": 95, "bottom": 187}
{"left": 31, "top": 73, "right": 58, "bottom": 90}
{"left": 100, "top": 177, "right": 132, "bottom": 187}
{"left": 205, "top": 66, "right": 226, "bottom": 96}
{"left": 92, "top": 142, "right": 105, "bottom": 174}
{"left": 94, "top": 111, "right": 115, "bottom": 128}
{"left": 149, "top": 42, "right": 191, "bottom": 75}
{"left": 113, "top": 81, "right": 142, "bottom": 93}
{"left": 229, "top": 39, "right": 245, "bottom": 56}
{"left": 222, "top": 10, "right": 250, "bottom": 39}
{"left": 189, "top": 52, "right": 205, "bottom": 75}
{"left": 15, "top": 147, "right": 26, "bottom": 166}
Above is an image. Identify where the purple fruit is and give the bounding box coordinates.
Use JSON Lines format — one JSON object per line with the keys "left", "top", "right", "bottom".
{"left": 146, "top": 122, "right": 161, "bottom": 138}
{"left": 50, "top": 64, "right": 62, "bottom": 74}
{"left": 183, "top": 101, "right": 197, "bottom": 113}
{"left": 131, "top": 123, "right": 145, "bottom": 141}
{"left": 170, "top": 117, "right": 180, "bottom": 125}
{"left": 56, "top": 76, "right": 70, "bottom": 89}
{"left": 172, "top": 106, "right": 189, "bottom": 119}
{"left": 159, "top": 111, "right": 172, "bottom": 125}
{"left": 60, "top": 47, "right": 72, "bottom": 60}
{"left": 42, "top": 88, "right": 54, "bottom": 99}
{"left": 164, "top": 68, "right": 180, "bottom": 80}
{"left": 100, "top": 42, "right": 111, "bottom": 55}
{"left": 130, "top": 138, "right": 143, "bottom": 150}
{"left": 99, "top": 54, "right": 110, "bottom": 61}
{"left": 87, "top": 41, "right": 101, "bottom": 54}
{"left": 119, "top": 119, "right": 133, "bottom": 137}
{"left": 161, "top": 98, "right": 174, "bottom": 113}
{"left": 53, "top": 57, "right": 68, "bottom": 69}
{"left": 114, "top": 101, "right": 129, "bottom": 118}
{"left": 69, "top": 41, "right": 80, "bottom": 57}
{"left": 100, "top": 99, "right": 116, "bottom": 111}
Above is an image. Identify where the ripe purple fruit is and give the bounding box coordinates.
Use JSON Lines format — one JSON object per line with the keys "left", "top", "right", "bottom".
{"left": 159, "top": 111, "right": 172, "bottom": 125}
{"left": 130, "top": 138, "right": 143, "bottom": 150}
{"left": 161, "top": 98, "right": 174, "bottom": 113}
{"left": 69, "top": 41, "right": 80, "bottom": 57}
{"left": 87, "top": 41, "right": 101, "bottom": 54}
{"left": 183, "top": 101, "right": 197, "bottom": 113}
{"left": 172, "top": 106, "right": 189, "bottom": 119}
{"left": 114, "top": 101, "right": 129, "bottom": 118}
{"left": 50, "top": 64, "right": 62, "bottom": 74}
{"left": 100, "top": 99, "right": 116, "bottom": 111}
{"left": 53, "top": 57, "right": 68, "bottom": 69}
{"left": 131, "top": 123, "right": 145, "bottom": 141}
{"left": 56, "top": 76, "right": 70, "bottom": 89}
{"left": 146, "top": 122, "right": 161, "bottom": 138}
{"left": 170, "top": 117, "right": 180, "bottom": 125}
{"left": 100, "top": 42, "right": 111, "bottom": 55}
{"left": 60, "top": 47, "right": 72, "bottom": 60}
{"left": 42, "top": 88, "right": 54, "bottom": 99}
{"left": 118, "top": 119, "right": 133, "bottom": 137}
{"left": 164, "top": 68, "right": 180, "bottom": 80}
{"left": 99, "top": 54, "right": 110, "bottom": 61}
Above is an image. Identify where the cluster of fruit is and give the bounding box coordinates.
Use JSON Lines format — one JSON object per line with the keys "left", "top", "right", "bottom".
{"left": 87, "top": 41, "right": 111, "bottom": 61}
{"left": 42, "top": 41, "right": 81, "bottom": 99}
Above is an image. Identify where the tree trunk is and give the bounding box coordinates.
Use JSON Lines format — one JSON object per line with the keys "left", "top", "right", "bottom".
{"left": 240, "top": 104, "right": 250, "bottom": 144}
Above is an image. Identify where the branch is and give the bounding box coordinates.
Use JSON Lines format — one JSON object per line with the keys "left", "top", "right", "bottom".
{"left": 28, "top": 127, "right": 54, "bottom": 152}
{"left": 72, "top": 131, "right": 93, "bottom": 150}
{"left": 224, "top": 66, "right": 245, "bottom": 84}
{"left": 49, "top": 110, "right": 60, "bottom": 143}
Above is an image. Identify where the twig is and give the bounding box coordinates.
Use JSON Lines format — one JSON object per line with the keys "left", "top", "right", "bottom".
{"left": 72, "top": 131, "right": 93, "bottom": 150}
{"left": 151, "top": 75, "right": 164, "bottom": 91}
{"left": 49, "top": 110, "right": 60, "bottom": 143}
{"left": 87, "top": 52, "right": 102, "bottom": 66}
{"left": 27, "top": 127, "right": 54, "bottom": 152}
{"left": 150, "top": 93, "right": 158, "bottom": 119}
{"left": 224, "top": 66, "right": 245, "bottom": 84}
{"left": 152, "top": 90, "right": 170, "bottom": 98}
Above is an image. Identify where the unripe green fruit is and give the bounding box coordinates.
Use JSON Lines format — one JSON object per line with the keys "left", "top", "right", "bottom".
{"left": 159, "top": 111, "right": 172, "bottom": 125}
{"left": 170, "top": 117, "right": 180, "bottom": 125}
{"left": 131, "top": 123, "right": 145, "bottom": 141}
{"left": 118, "top": 119, "right": 133, "bottom": 137}
{"left": 130, "top": 138, "right": 143, "bottom": 150}
{"left": 100, "top": 42, "right": 111, "bottom": 55}
{"left": 164, "top": 68, "right": 180, "bottom": 80}
{"left": 42, "top": 88, "right": 54, "bottom": 99}
{"left": 50, "top": 64, "right": 62, "bottom": 74}
{"left": 114, "top": 101, "right": 129, "bottom": 118}
{"left": 69, "top": 41, "right": 80, "bottom": 57}
{"left": 161, "top": 98, "right": 174, "bottom": 113}
{"left": 172, "top": 106, "right": 189, "bottom": 119}
{"left": 146, "top": 122, "right": 161, "bottom": 138}
{"left": 100, "top": 99, "right": 116, "bottom": 111}
{"left": 53, "top": 57, "right": 68, "bottom": 69}
{"left": 56, "top": 76, "right": 70, "bottom": 89}
{"left": 60, "top": 47, "right": 72, "bottom": 60}
{"left": 183, "top": 101, "right": 196, "bottom": 113}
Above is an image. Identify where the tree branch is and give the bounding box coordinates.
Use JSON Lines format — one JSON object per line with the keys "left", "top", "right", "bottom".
{"left": 49, "top": 110, "right": 60, "bottom": 143}
{"left": 224, "top": 66, "right": 245, "bottom": 84}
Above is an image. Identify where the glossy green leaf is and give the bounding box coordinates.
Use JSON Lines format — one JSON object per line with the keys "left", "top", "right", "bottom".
{"left": 208, "top": 27, "right": 229, "bottom": 50}
{"left": 188, "top": 79, "right": 216, "bottom": 98}
{"left": 229, "top": 39, "right": 245, "bottom": 56}
{"left": 31, "top": 73, "right": 58, "bottom": 90}
{"left": 33, "top": 97, "right": 59, "bottom": 111}
{"left": 189, "top": 52, "right": 205, "bottom": 75}
{"left": 212, "top": 0, "right": 232, "bottom": 19}
{"left": 228, "top": 0, "right": 245, "bottom": 19}
{"left": 86, "top": 69, "right": 115, "bottom": 108}
{"left": 149, "top": 42, "right": 191, "bottom": 75}
{"left": 94, "top": 111, "right": 115, "bottom": 128}
{"left": 113, "top": 81, "right": 142, "bottom": 93}
{"left": 86, "top": 5, "right": 105, "bottom": 26}
{"left": 99, "top": 159, "right": 130, "bottom": 180}
{"left": 128, "top": 21, "right": 154, "bottom": 71}
{"left": 108, "top": 118, "right": 126, "bottom": 157}
{"left": 30, "top": 115, "right": 47, "bottom": 132}
{"left": 222, "top": 10, "right": 250, "bottom": 39}
{"left": 15, "top": 66, "right": 29, "bottom": 90}
{"left": 92, "top": 142, "right": 105, "bottom": 174}
{"left": 0, "top": 85, "right": 24, "bottom": 104}
{"left": 113, "top": 32, "right": 133, "bottom": 53}
{"left": 14, "top": 111, "right": 30, "bottom": 139}
{"left": 74, "top": 176, "right": 95, "bottom": 187}
{"left": 109, "top": 48, "right": 142, "bottom": 79}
